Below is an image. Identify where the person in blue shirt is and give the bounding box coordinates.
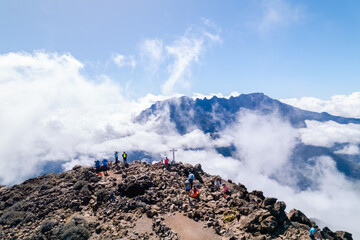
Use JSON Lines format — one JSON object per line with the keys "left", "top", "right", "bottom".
{"left": 185, "top": 180, "right": 191, "bottom": 197}
{"left": 94, "top": 160, "right": 100, "bottom": 173}
{"left": 101, "top": 159, "right": 108, "bottom": 176}
{"left": 114, "top": 151, "right": 119, "bottom": 165}
{"left": 102, "top": 159, "right": 108, "bottom": 168}
{"left": 188, "top": 172, "right": 195, "bottom": 188}
{"left": 309, "top": 226, "right": 316, "bottom": 240}
{"left": 214, "top": 178, "right": 221, "bottom": 191}
{"left": 309, "top": 225, "right": 322, "bottom": 240}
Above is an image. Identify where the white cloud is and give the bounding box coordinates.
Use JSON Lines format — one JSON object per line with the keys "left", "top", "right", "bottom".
{"left": 299, "top": 120, "right": 360, "bottom": 148}
{"left": 335, "top": 144, "right": 360, "bottom": 155}
{"left": 203, "top": 31, "right": 222, "bottom": 43}
{"left": 161, "top": 27, "right": 221, "bottom": 94}
{"left": 162, "top": 37, "right": 203, "bottom": 94}
{"left": 113, "top": 54, "right": 136, "bottom": 68}
{"left": 137, "top": 21, "right": 221, "bottom": 95}
{"left": 139, "top": 39, "right": 164, "bottom": 73}
{"left": 140, "top": 39, "right": 164, "bottom": 62}
{"left": 0, "top": 51, "right": 137, "bottom": 185}
{"left": 255, "top": 0, "right": 303, "bottom": 34}
{"left": 281, "top": 92, "right": 360, "bottom": 118}
{"left": 221, "top": 111, "right": 298, "bottom": 175}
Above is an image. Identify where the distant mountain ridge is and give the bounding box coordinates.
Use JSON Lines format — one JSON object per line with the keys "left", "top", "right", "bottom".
{"left": 135, "top": 93, "right": 360, "bottom": 135}
{"left": 135, "top": 93, "right": 360, "bottom": 189}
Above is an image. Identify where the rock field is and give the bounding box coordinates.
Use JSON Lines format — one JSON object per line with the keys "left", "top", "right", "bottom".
{"left": 0, "top": 161, "right": 353, "bottom": 240}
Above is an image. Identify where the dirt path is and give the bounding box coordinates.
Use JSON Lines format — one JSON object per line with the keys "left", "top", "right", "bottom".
{"left": 164, "top": 213, "right": 221, "bottom": 240}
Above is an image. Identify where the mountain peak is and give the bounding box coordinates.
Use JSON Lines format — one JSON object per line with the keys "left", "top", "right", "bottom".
{"left": 135, "top": 93, "right": 360, "bottom": 136}
{"left": 0, "top": 161, "right": 352, "bottom": 239}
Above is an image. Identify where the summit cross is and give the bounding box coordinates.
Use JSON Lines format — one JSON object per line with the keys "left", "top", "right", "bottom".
{"left": 170, "top": 148, "right": 177, "bottom": 163}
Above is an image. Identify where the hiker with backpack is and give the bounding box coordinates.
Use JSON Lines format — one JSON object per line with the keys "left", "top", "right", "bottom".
{"left": 188, "top": 172, "right": 195, "bottom": 188}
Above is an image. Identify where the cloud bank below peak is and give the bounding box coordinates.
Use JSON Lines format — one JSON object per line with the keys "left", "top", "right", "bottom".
{"left": 281, "top": 92, "right": 360, "bottom": 118}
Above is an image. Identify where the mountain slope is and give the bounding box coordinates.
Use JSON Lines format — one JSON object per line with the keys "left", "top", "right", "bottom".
{"left": 0, "top": 161, "right": 353, "bottom": 239}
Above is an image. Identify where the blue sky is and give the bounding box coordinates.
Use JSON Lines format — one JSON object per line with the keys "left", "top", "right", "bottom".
{"left": 1, "top": 0, "right": 360, "bottom": 99}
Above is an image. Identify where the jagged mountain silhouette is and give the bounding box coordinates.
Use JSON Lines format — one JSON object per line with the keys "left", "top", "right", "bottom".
{"left": 135, "top": 93, "right": 360, "bottom": 188}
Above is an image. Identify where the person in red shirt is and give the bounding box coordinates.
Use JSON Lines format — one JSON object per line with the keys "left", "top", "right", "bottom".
{"left": 222, "top": 184, "right": 231, "bottom": 199}
{"left": 164, "top": 157, "right": 169, "bottom": 169}
{"left": 191, "top": 185, "right": 200, "bottom": 201}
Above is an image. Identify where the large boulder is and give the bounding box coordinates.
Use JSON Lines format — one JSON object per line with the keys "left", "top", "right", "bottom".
{"left": 335, "top": 231, "right": 353, "bottom": 240}
{"left": 287, "top": 209, "right": 312, "bottom": 227}
{"left": 261, "top": 197, "right": 277, "bottom": 207}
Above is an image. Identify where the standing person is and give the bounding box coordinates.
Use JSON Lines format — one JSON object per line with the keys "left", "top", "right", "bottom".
{"left": 102, "top": 159, "right": 108, "bottom": 176}
{"left": 164, "top": 157, "right": 169, "bottom": 169}
{"left": 122, "top": 152, "right": 127, "bottom": 164}
{"left": 188, "top": 172, "right": 195, "bottom": 188}
{"left": 94, "top": 160, "right": 100, "bottom": 173}
{"left": 114, "top": 151, "right": 119, "bottom": 165}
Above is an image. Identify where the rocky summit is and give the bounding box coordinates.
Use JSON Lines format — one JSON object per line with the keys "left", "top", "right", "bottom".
{"left": 0, "top": 161, "right": 353, "bottom": 240}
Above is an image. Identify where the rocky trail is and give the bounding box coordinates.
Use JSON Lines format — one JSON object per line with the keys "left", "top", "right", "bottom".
{"left": 0, "top": 161, "right": 353, "bottom": 239}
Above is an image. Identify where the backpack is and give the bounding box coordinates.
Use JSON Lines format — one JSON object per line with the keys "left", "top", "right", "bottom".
{"left": 95, "top": 160, "right": 100, "bottom": 168}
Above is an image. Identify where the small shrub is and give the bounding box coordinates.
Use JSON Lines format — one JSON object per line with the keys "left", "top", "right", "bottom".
{"left": 40, "top": 184, "right": 50, "bottom": 191}
{"left": 24, "top": 212, "right": 36, "bottom": 222}
{"left": 65, "top": 174, "right": 73, "bottom": 181}
{"left": 89, "top": 175, "right": 100, "bottom": 183}
{"left": 61, "top": 217, "right": 90, "bottom": 240}
{"left": 59, "top": 172, "right": 67, "bottom": 178}
{"left": 0, "top": 210, "right": 24, "bottom": 226}
{"left": 8, "top": 201, "right": 24, "bottom": 211}
{"left": 61, "top": 226, "right": 90, "bottom": 240}
{"left": 73, "top": 181, "right": 88, "bottom": 191}
{"left": 40, "top": 219, "right": 54, "bottom": 233}
{"left": 96, "top": 188, "right": 107, "bottom": 202}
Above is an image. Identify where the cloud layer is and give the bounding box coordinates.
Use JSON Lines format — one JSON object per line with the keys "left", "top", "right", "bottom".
{"left": 1, "top": 51, "right": 360, "bottom": 238}
{"left": 281, "top": 92, "right": 360, "bottom": 118}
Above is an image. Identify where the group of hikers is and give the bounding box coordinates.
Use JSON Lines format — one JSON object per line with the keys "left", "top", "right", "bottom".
{"left": 94, "top": 151, "right": 128, "bottom": 175}
{"left": 114, "top": 151, "right": 127, "bottom": 165}
{"left": 93, "top": 151, "right": 322, "bottom": 239}
{"left": 184, "top": 172, "right": 231, "bottom": 202}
